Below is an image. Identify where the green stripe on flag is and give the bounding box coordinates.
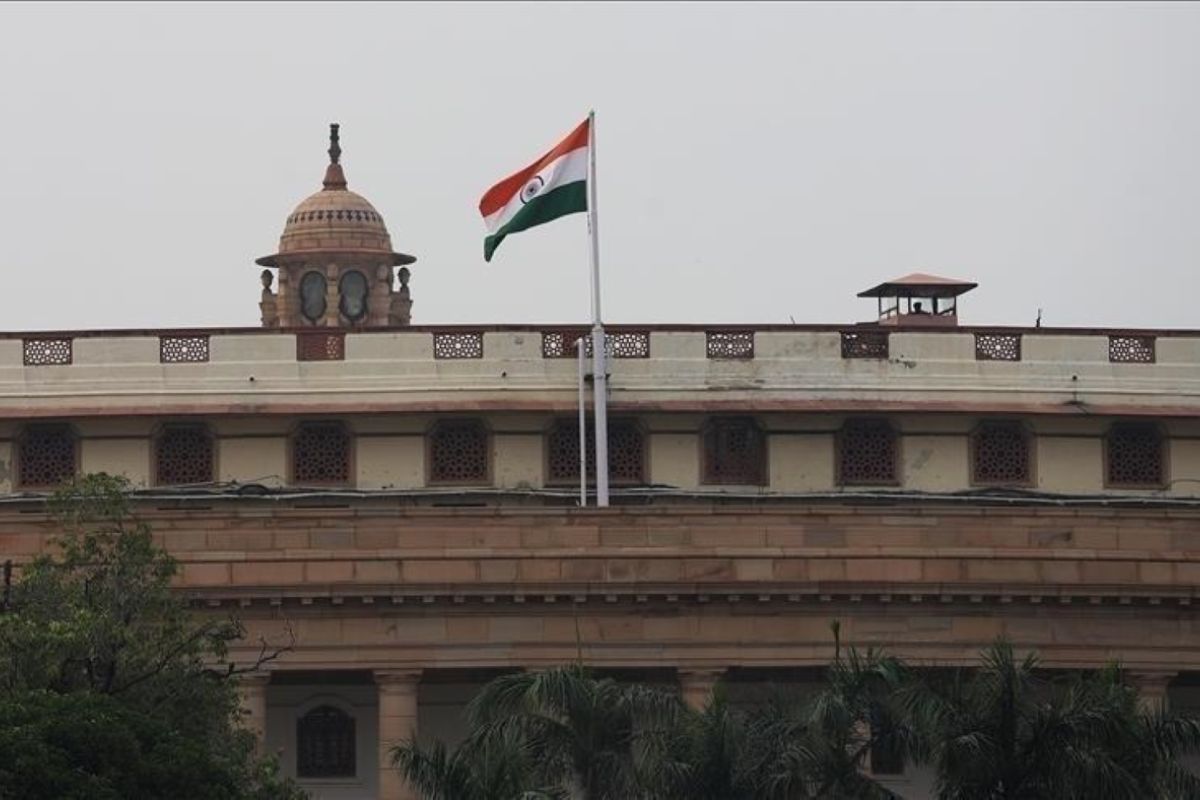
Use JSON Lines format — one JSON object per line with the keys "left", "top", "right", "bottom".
{"left": 484, "top": 181, "right": 588, "bottom": 262}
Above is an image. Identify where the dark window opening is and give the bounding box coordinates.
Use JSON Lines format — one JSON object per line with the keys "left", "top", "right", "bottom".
{"left": 293, "top": 422, "right": 351, "bottom": 485}
{"left": 546, "top": 420, "right": 645, "bottom": 485}
{"left": 297, "top": 705, "right": 356, "bottom": 778}
{"left": 838, "top": 419, "right": 897, "bottom": 485}
{"left": 702, "top": 417, "right": 767, "bottom": 485}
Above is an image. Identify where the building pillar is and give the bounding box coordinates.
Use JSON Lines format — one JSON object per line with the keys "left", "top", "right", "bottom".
{"left": 237, "top": 671, "right": 270, "bottom": 752}
{"left": 376, "top": 669, "right": 422, "bottom": 800}
{"left": 1130, "top": 670, "right": 1176, "bottom": 713}
{"left": 678, "top": 667, "right": 725, "bottom": 711}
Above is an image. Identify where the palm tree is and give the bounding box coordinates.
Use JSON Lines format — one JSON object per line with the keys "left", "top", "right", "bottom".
{"left": 750, "top": 638, "right": 912, "bottom": 800}
{"left": 907, "top": 639, "right": 1200, "bottom": 800}
{"left": 1076, "top": 664, "right": 1200, "bottom": 799}
{"left": 465, "top": 664, "right": 678, "bottom": 800}
{"left": 639, "top": 686, "right": 760, "bottom": 800}
{"left": 392, "top": 725, "right": 563, "bottom": 800}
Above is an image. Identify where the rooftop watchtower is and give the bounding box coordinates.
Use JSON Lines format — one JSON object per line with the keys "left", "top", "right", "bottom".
{"left": 858, "top": 272, "right": 977, "bottom": 328}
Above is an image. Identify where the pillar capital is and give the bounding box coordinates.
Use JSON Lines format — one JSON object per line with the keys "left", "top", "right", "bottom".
{"left": 237, "top": 670, "right": 272, "bottom": 688}
{"left": 374, "top": 668, "right": 423, "bottom": 690}
{"left": 1129, "top": 669, "right": 1177, "bottom": 712}
{"left": 678, "top": 666, "right": 727, "bottom": 710}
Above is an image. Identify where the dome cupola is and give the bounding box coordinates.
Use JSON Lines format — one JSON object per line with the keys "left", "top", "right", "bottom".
{"left": 257, "top": 124, "right": 416, "bottom": 328}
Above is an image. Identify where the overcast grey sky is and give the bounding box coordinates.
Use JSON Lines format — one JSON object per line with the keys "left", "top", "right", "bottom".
{"left": 1, "top": 2, "right": 1198, "bottom": 331}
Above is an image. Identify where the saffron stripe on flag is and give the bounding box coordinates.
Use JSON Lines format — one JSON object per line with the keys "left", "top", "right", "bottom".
{"left": 479, "top": 119, "right": 590, "bottom": 218}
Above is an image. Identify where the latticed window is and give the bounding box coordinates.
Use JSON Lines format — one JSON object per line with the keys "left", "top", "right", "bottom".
{"left": 297, "top": 705, "right": 356, "bottom": 778}
{"left": 971, "top": 422, "right": 1031, "bottom": 485}
{"left": 23, "top": 337, "right": 73, "bottom": 366}
{"left": 433, "top": 331, "right": 484, "bottom": 359}
{"left": 292, "top": 422, "right": 351, "bottom": 485}
{"left": 975, "top": 333, "right": 1021, "bottom": 362}
{"left": 702, "top": 418, "right": 766, "bottom": 485}
{"left": 840, "top": 331, "right": 889, "bottom": 359}
{"left": 296, "top": 331, "right": 345, "bottom": 361}
{"left": 541, "top": 330, "right": 650, "bottom": 359}
{"left": 546, "top": 420, "right": 645, "bottom": 485}
{"left": 429, "top": 421, "right": 490, "bottom": 484}
{"left": 155, "top": 425, "right": 214, "bottom": 486}
{"left": 706, "top": 330, "right": 755, "bottom": 360}
{"left": 1108, "top": 335, "right": 1155, "bottom": 364}
{"left": 17, "top": 425, "right": 77, "bottom": 488}
{"left": 159, "top": 335, "right": 209, "bottom": 363}
{"left": 1106, "top": 422, "right": 1164, "bottom": 487}
{"left": 837, "top": 419, "right": 897, "bottom": 485}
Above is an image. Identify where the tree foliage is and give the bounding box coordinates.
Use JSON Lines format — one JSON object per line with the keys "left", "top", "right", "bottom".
{"left": 0, "top": 473, "right": 302, "bottom": 800}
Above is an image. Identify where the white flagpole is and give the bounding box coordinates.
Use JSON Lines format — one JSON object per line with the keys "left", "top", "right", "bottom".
{"left": 586, "top": 110, "right": 610, "bottom": 508}
{"left": 576, "top": 336, "right": 588, "bottom": 507}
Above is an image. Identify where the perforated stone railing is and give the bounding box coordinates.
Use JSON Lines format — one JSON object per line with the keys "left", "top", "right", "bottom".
{"left": 540, "top": 329, "right": 650, "bottom": 359}
{"left": 1, "top": 325, "right": 1198, "bottom": 420}
{"left": 22, "top": 337, "right": 72, "bottom": 366}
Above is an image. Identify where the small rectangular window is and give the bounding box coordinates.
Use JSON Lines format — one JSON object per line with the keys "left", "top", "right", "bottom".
{"left": 297, "top": 332, "right": 345, "bottom": 362}
{"left": 429, "top": 421, "right": 490, "bottom": 484}
{"left": 837, "top": 419, "right": 897, "bottom": 485}
{"left": 702, "top": 418, "right": 767, "bottom": 485}
{"left": 18, "top": 425, "right": 77, "bottom": 488}
{"left": 841, "top": 331, "right": 889, "bottom": 359}
{"left": 1106, "top": 422, "right": 1164, "bottom": 487}
{"left": 292, "top": 422, "right": 351, "bottom": 485}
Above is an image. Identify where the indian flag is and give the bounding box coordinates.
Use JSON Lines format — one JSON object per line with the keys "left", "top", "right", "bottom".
{"left": 479, "top": 118, "right": 590, "bottom": 262}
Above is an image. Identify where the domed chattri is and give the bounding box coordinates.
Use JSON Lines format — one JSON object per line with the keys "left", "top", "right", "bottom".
{"left": 257, "top": 124, "right": 416, "bottom": 329}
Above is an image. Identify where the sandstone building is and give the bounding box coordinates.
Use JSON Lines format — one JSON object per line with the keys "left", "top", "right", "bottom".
{"left": 2, "top": 128, "right": 1199, "bottom": 799}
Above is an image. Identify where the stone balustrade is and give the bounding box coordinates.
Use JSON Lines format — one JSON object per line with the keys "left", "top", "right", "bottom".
{"left": 0, "top": 324, "right": 1197, "bottom": 419}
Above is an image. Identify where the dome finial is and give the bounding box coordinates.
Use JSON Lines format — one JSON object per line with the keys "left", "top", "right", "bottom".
{"left": 328, "top": 123, "right": 341, "bottom": 165}
{"left": 323, "top": 122, "right": 348, "bottom": 190}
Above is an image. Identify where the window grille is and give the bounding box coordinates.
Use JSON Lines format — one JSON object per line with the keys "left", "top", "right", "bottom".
{"left": 159, "top": 335, "right": 210, "bottom": 363}
{"left": 838, "top": 419, "right": 897, "bottom": 485}
{"left": 297, "top": 706, "right": 356, "bottom": 778}
{"left": 541, "top": 330, "right": 650, "bottom": 359}
{"left": 297, "top": 331, "right": 345, "bottom": 362}
{"left": 18, "top": 425, "right": 76, "bottom": 488}
{"left": 971, "top": 422, "right": 1030, "bottom": 484}
{"left": 706, "top": 331, "right": 755, "bottom": 360}
{"left": 701, "top": 417, "right": 767, "bottom": 485}
{"left": 429, "top": 421, "right": 490, "bottom": 484}
{"left": 155, "top": 425, "right": 214, "bottom": 486}
{"left": 23, "top": 337, "right": 72, "bottom": 366}
{"left": 608, "top": 331, "right": 650, "bottom": 358}
{"left": 1108, "top": 335, "right": 1155, "bottom": 364}
{"left": 840, "top": 331, "right": 889, "bottom": 359}
{"left": 974, "top": 333, "right": 1021, "bottom": 362}
{"left": 546, "top": 420, "right": 645, "bottom": 485}
{"left": 292, "top": 422, "right": 351, "bottom": 485}
{"left": 1106, "top": 422, "right": 1164, "bottom": 487}
{"left": 433, "top": 331, "right": 484, "bottom": 359}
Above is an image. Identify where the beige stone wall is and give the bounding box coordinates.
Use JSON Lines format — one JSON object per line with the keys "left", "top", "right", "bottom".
{"left": 80, "top": 437, "right": 150, "bottom": 487}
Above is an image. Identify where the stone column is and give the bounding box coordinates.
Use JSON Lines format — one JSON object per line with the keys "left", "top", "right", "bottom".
{"left": 1130, "top": 670, "right": 1176, "bottom": 713}
{"left": 678, "top": 667, "right": 725, "bottom": 711}
{"left": 237, "top": 672, "right": 270, "bottom": 752}
{"left": 376, "top": 669, "right": 422, "bottom": 800}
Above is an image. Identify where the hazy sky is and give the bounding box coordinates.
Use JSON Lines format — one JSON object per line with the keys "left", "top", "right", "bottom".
{"left": 2, "top": 2, "right": 1198, "bottom": 331}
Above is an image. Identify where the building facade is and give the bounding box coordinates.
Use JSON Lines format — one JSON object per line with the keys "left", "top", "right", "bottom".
{"left": 2, "top": 131, "right": 1199, "bottom": 799}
